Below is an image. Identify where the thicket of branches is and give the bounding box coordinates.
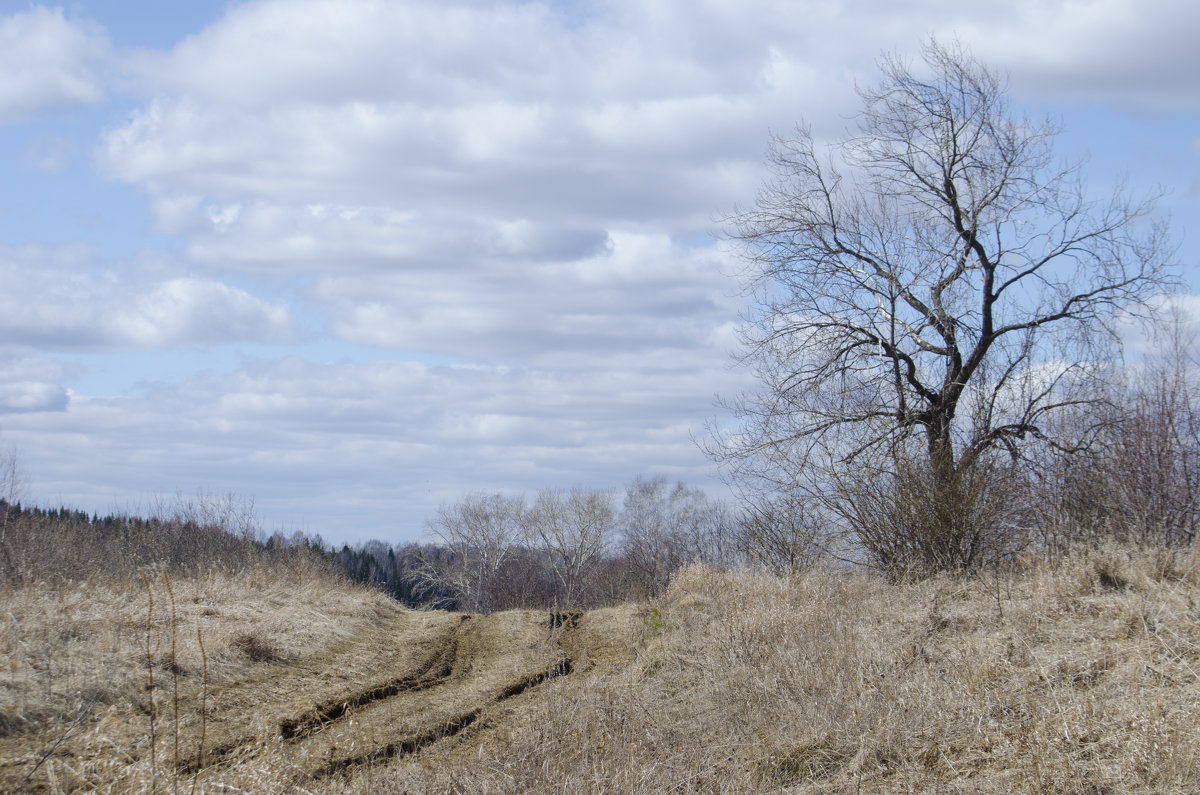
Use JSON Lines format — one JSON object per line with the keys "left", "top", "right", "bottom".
{"left": 1032, "top": 310, "right": 1199, "bottom": 552}
{"left": 394, "top": 478, "right": 741, "bottom": 610}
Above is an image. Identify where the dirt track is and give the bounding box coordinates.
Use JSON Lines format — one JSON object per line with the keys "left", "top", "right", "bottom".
{"left": 1, "top": 600, "right": 642, "bottom": 791}
{"left": 190, "top": 604, "right": 641, "bottom": 786}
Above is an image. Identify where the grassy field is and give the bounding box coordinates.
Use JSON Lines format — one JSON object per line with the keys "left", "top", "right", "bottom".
{"left": 4, "top": 542, "right": 1200, "bottom": 793}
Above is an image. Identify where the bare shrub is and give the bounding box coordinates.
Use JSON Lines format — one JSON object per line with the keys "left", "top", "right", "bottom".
{"left": 736, "top": 489, "right": 822, "bottom": 575}
{"left": 619, "top": 475, "right": 739, "bottom": 598}
{"left": 1035, "top": 309, "right": 1200, "bottom": 551}
{"left": 838, "top": 447, "right": 1033, "bottom": 577}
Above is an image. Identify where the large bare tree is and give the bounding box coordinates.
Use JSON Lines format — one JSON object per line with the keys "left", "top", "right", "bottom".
{"left": 712, "top": 41, "right": 1173, "bottom": 573}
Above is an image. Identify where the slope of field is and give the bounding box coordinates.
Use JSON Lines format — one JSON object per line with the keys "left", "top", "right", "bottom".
{"left": 4, "top": 543, "right": 1200, "bottom": 793}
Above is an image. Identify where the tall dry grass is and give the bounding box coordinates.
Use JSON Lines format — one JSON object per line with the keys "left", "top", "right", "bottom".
{"left": 349, "top": 542, "right": 1200, "bottom": 793}
{"left": 1, "top": 552, "right": 397, "bottom": 792}
{"left": 6, "top": 535, "right": 1200, "bottom": 793}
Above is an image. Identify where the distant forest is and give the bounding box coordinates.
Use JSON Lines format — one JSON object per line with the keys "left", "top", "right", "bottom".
{"left": 0, "top": 476, "right": 743, "bottom": 611}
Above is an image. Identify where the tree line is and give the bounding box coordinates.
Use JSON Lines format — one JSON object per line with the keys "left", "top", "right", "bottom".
{"left": 0, "top": 492, "right": 313, "bottom": 587}
{"left": 325, "top": 477, "right": 741, "bottom": 611}
{"left": 0, "top": 478, "right": 753, "bottom": 611}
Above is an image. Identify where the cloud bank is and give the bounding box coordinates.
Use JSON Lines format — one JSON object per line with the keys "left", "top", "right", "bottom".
{"left": 0, "top": 7, "right": 109, "bottom": 122}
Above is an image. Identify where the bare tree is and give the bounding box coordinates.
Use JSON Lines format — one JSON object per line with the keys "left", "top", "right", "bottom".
{"left": 0, "top": 442, "right": 26, "bottom": 580}
{"left": 526, "top": 488, "right": 614, "bottom": 607}
{"left": 0, "top": 443, "right": 25, "bottom": 505}
{"left": 620, "top": 476, "right": 739, "bottom": 597}
{"left": 160, "top": 490, "right": 260, "bottom": 541}
{"left": 417, "top": 491, "right": 524, "bottom": 612}
{"left": 1112, "top": 311, "right": 1200, "bottom": 545}
{"left": 712, "top": 41, "right": 1173, "bottom": 573}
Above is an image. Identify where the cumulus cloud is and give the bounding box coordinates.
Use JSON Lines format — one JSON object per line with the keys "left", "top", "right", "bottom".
{"left": 173, "top": 201, "right": 612, "bottom": 271}
{"left": 0, "top": 381, "right": 68, "bottom": 414}
{"left": 96, "top": 94, "right": 769, "bottom": 238}
{"left": 0, "top": 244, "right": 298, "bottom": 350}
{"left": 0, "top": 354, "right": 749, "bottom": 540}
{"left": 970, "top": 1, "right": 1200, "bottom": 110}
{"left": 0, "top": 7, "right": 109, "bottom": 122}
{"left": 97, "top": 0, "right": 1196, "bottom": 256}
{"left": 95, "top": 0, "right": 845, "bottom": 235}
{"left": 0, "top": 353, "right": 72, "bottom": 414}
{"left": 314, "top": 231, "right": 737, "bottom": 362}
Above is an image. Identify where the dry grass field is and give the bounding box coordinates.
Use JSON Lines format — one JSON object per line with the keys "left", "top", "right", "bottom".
{"left": 4, "top": 542, "right": 1200, "bottom": 793}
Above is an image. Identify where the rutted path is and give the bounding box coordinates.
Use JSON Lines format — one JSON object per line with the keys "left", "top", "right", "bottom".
{"left": 1, "top": 598, "right": 641, "bottom": 792}
{"left": 182, "top": 605, "right": 610, "bottom": 785}
{"left": 278, "top": 614, "right": 468, "bottom": 741}
{"left": 288, "top": 609, "right": 571, "bottom": 779}
{"left": 179, "top": 611, "right": 471, "bottom": 774}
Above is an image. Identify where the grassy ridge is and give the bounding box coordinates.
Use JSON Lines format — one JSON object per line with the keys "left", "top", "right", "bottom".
{"left": 346, "top": 543, "right": 1200, "bottom": 793}
{"left": 1, "top": 555, "right": 388, "bottom": 791}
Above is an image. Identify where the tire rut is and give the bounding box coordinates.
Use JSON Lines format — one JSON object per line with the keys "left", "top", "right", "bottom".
{"left": 181, "top": 614, "right": 470, "bottom": 775}
{"left": 313, "top": 707, "right": 485, "bottom": 776}
{"left": 310, "top": 609, "right": 581, "bottom": 779}
{"left": 279, "top": 614, "right": 469, "bottom": 740}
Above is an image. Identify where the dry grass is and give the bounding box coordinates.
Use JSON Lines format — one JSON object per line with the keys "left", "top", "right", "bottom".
{"left": 1, "top": 557, "right": 399, "bottom": 792}
{"left": 5, "top": 541, "right": 1200, "bottom": 793}
{"left": 350, "top": 542, "right": 1200, "bottom": 793}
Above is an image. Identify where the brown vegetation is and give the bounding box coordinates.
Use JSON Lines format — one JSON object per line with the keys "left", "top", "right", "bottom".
{"left": 5, "top": 538, "right": 1200, "bottom": 792}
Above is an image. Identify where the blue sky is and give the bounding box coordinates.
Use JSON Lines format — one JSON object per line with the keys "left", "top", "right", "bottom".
{"left": 0, "top": 0, "right": 1196, "bottom": 545}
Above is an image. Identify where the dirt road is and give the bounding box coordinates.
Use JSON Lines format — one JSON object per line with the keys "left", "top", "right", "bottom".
{"left": 2, "top": 600, "right": 643, "bottom": 792}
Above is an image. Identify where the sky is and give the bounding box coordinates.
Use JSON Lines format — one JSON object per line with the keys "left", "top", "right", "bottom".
{"left": 0, "top": 0, "right": 1196, "bottom": 546}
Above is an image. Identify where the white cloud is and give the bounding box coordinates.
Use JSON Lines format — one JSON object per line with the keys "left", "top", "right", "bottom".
{"left": 970, "top": 1, "right": 1200, "bottom": 110}
{"left": 96, "top": 94, "right": 770, "bottom": 238}
{"left": 110, "top": 277, "right": 297, "bottom": 348}
{"left": 97, "top": 0, "right": 1198, "bottom": 253}
{"left": 95, "top": 0, "right": 846, "bottom": 236}
{"left": 313, "top": 232, "right": 738, "bottom": 362}
{"left": 1117, "top": 292, "right": 1200, "bottom": 356}
{"left": 0, "top": 245, "right": 298, "bottom": 350}
{"left": 0, "top": 6, "right": 109, "bottom": 122}
{"left": 0, "top": 353, "right": 72, "bottom": 414}
{"left": 0, "top": 354, "right": 749, "bottom": 540}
